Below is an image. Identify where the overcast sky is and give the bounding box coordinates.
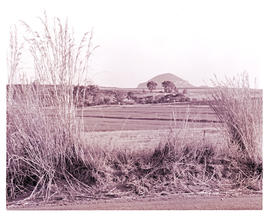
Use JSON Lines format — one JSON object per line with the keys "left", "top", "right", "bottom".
{"left": 2, "top": 0, "right": 270, "bottom": 88}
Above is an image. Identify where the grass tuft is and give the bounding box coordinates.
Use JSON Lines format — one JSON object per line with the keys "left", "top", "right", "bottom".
{"left": 6, "top": 13, "right": 95, "bottom": 202}
{"left": 208, "top": 74, "right": 262, "bottom": 188}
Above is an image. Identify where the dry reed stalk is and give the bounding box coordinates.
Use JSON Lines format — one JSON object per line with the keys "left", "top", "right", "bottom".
{"left": 209, "top": 74, "right": 262, "bottom": 177}
{"left": 6, "top": 12, "right": 97, "bottom": 202}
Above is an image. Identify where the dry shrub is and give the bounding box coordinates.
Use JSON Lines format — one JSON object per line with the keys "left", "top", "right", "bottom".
{"left": 72, "top": 140, "right": 233, "bottom": 197}
{"left": 209, "top": 74, "right": 262, "bottom": 179}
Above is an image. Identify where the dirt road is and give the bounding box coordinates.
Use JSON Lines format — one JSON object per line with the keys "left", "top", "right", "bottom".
{"left": 9, "top": 194, "right": 262, "bottom": 210}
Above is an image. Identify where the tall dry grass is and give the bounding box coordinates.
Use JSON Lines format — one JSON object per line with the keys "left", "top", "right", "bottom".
{"left": 209, "top": 74, "right": 262, "bottom": 178}
{"left": 6, "top": 13, "right": 97, "bottom": 201}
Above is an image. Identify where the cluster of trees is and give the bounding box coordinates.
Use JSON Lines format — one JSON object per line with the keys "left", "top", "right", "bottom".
{"left": 9, "top": 82, "right": 189, "bottom": 107}
{"left": 130, "top": 93, "right": 189, "bottom": 104}
{"left": 72, "top": 81, "right": 189, "bottom": 107}
{"left": 73, "top": 85, "right": 128, "bottom": 107}
{"left": 146, "top": 80, "right": 187, "bottom": 94}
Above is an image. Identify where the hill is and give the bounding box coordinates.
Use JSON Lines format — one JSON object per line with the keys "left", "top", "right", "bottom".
{"left": 137, "top": 73, "right": 194, "bottom": 89}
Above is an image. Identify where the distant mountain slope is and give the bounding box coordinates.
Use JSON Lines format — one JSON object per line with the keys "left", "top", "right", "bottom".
{"left": 137, "top": 73, "right": 194, "bottom": 89}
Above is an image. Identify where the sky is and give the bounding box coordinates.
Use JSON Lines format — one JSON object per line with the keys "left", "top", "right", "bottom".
{"left": 1, "top": 0, "right": 270, "bottom": 88}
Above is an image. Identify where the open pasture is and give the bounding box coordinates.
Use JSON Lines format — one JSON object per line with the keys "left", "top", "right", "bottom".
{"left": 82, "top": 127, "right": 224, "bottom": 153}
{"left": 76, "top": 103, "right": 220, "bottom": 132}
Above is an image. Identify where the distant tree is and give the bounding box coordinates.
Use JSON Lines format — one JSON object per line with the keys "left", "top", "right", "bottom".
{"left": 147, "top": 81, "right": 158, "bottom": 93}
{"left": 183, "top": 89, "right": 187, "bottom": 95}
{"left": 86, "top": 85, "right": 99, "bottom": 94}
{"left": 73, "top": 85, "right": 100, "bottom": 106}
{"left": 103, "top": 97, "right": 111, "bottom": 105}
{"left": 114, "top": 90, "right": 125, "bottom": 104}
{"left": 162, "top": 81, "right": 177, "bottom": 93}
{"left": 93, "top": 92, "right": 105, "bottom": 105}
{"left": 127, "top": 91, "right": 135, "bottom": 99}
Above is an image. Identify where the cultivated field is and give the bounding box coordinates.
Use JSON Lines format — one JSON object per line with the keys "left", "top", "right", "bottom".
{"left": 79, "top": 103, "right": 223, "bottom": 152}
{"left": 77, "top": 103, "right": 220, "bottom": 132}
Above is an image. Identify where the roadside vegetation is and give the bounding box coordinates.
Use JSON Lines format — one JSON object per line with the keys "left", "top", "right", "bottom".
{"left": 208, "top": 75, "right": 262, "bottom": 189}
{"left": 6, "top": 14, "right": 262, "bottom": 206}
{"left": 6, "top": 13, "right": 95, "bottom": 202}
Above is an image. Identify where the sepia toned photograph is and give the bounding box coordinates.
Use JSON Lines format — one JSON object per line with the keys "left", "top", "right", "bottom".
{"left": 3, "top": 0, "right": 267, "bottom": 213}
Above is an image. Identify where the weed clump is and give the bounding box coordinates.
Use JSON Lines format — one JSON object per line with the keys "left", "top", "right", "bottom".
{"left": 208, "top": 74, "right": 262, "bottom": 188}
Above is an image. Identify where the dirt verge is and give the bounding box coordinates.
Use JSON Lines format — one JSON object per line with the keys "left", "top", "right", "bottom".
{"left": 8, "top": 194, "right": 262, "bottom": 210}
